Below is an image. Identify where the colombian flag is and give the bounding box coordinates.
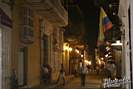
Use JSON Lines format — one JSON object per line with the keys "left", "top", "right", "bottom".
{"left": 97, "top": 8, "right": 113, "bottom": 46}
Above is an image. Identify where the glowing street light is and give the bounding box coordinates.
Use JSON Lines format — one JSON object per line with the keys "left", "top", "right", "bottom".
{"left": 63, "top": 45, "right": 69, "bottom": 51}
{"left": 101, "top": 57, "right": 104, "bottom": 60}
{"left": 81, "top": 54, "right": 84, "bottom": 58}
{"left": 88, "top": 61, "right": 92, "bottom": 65}
{"left": 75, "top": 49, "right": 80, "bottom": 54}
{"left": 105, "top": 54, "right": 109, "bottom": 57}
{"left": 98, "top": 60, "right": 101, "bottom": 65}
{"left": 69, "top": 47, "right": 73, "bottom": 52}
{"left": 84, "top": 60, "right": 91, "bottom": 65}
{"left": 111, "top": 40, "right": 122, "bottom": 46}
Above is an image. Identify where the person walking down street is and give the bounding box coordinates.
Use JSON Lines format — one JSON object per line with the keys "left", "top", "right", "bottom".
{"left": 57, "top": 64, "right": 65, "bottom": 86}
{"left": 10, "top": 70, "right": 18, "bottom": 89}
{"left": 110, "top": 61, "right": 116, "bottom": 79}
{"left": 41, "top": 64, "right": 52, "bottom": 84}
{"left": 105, "top": 61, "right": 112, "bottom": 78}
{"left": 79, "top": 63, "right": 88, "bottom": 87}
{"left": 105, "top": 60, "right": 116, "bottom": 79}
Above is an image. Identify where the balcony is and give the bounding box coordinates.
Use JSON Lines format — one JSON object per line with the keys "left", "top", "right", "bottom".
{"left": 24, "top": 0, "right": 68, "bottom": 27}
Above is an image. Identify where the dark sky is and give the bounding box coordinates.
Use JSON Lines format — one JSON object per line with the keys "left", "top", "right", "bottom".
{"left": 77, "top": 0, "right": 99, "bottom": 48}
{"left": 65, "top": 0, "right": 119, "bottom": 54}
{"left": 64, "top": 0, "right": 99, "bottom": 53}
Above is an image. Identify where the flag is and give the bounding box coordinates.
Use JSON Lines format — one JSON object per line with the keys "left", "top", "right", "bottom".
{"left": 97, "top": 8, "right": 113, "bottom": 46}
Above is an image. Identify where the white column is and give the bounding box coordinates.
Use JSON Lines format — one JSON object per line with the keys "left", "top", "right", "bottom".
{"left": 118, "top": 0, "right": 131, "bottom": 89}
{"left": 0, "top": 2, "right": 12, "bottom": 89}
{"left": 0, "top": 28, "right": 2, "bottom": 89}
{"left": 2, "top": 29, "right": 12, "bottom": 89}
{"left": 130, "top": 0, "right": 133, "bottom": 87}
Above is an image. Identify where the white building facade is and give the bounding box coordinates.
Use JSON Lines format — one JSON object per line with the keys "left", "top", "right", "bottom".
{"left": 130, "top": 0, "right": 133, "bottom": 88}
{"left": 118, "top": 0, "right": 133, "bottom": 89}
{"left": 0, "top": 0, "right": 12, "bottom": 89}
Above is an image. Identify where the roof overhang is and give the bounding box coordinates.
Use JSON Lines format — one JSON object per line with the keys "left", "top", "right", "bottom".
{"left": 24, "top": 0, "right": 68, "bottom": 27}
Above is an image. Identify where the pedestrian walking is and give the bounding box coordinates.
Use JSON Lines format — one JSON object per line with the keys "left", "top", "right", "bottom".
{"left": 105, "top": 60, "right": 116, "bottom": 79}
{"left": 79, "top": 63, "right": 88, "bottom": 86}
{"left": 41, "top": 64, "right": 52, "bottom": 84}
{"left": 57, "top": 64, "right": 65, "bottom": 85}
{"left": 110, "top": 61, "right": 116, "bottom": 79}
{"left": 10, "top": 70, "right": 18, "bottom": 89}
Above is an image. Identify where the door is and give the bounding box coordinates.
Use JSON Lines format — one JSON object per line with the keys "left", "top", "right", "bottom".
{"left": 18, "top": 47, "right": 27, "bottom": 86}
{"left": 41, "top": 34, "right": 48, "bottom": 64}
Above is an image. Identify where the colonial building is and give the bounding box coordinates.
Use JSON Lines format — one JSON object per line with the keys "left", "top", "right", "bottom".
{"left": 129, "top": 0, "right": 133, "bottom": 88}
{"left": 0, "top": 0, "right": 12, "bottom": 89}
{"left": 11, "top": 0, "right": 68, "bottom": 88}
{"left": 118, "top": 0, "right": 132, "bottom": 89}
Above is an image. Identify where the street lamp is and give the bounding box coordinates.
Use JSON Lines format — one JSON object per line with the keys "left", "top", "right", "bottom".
{"left": 75, "top": 49, "right": 80, "bottom": 54}
{"left": 69, "top": 47, "right": 73, "bottom": 52}
{"left": 105, "top": 54, "right": 109, "bottom": 57}
{"left": 88, "top": 61, "right": 92, "bottom": 65}
{"left": 81, "top": 54, "right": 84, "bottom": 58}
{"left": 101, "top": 57, "right": 104, "bottom": 61}
{"left": 63, "top": 45, "right": 69, "bottom": 51}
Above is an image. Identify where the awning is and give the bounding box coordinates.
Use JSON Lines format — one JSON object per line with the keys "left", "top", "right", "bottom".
{"left": 0, "top": 8, "right": 12, "bottom": 28}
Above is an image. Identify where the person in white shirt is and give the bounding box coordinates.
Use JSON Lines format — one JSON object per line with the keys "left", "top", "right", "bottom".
{"left": 79, "top": 63, "right": 88, "bottom": 86}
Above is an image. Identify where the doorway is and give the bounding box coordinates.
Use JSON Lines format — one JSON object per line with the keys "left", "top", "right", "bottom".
{"left": 18, "top": 47, "right": 28, "bottom": 86}
{"left": 41, "top": 34, "right": 48, "bottom": 64}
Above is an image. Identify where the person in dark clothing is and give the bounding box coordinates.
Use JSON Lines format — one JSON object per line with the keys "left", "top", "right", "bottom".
{"left": 41, "top": 64, "right": 52, "bottom": 83}
{"left": 10, "top": 70, "right": 18, "bottom": 89}
{"left": 57, "top": 64, "right": 65, "bottom": 85}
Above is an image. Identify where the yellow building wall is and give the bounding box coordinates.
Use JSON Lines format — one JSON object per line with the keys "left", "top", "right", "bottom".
{"left": 12, "top": 1, "right": 41, "bottom": 87}
{"left": 11, "top": 1, "right": 22, "bottom": 71}
{"left": 12, "top": 0, "right": 66, "bottom": 87}
{"left": 19, "top": 1, "right": 41, "bottom": 86}
{"left": 63, "top": 43, "right": 70, "bottom": 75}
{"left": 27, "top": 15, "right": 41, "bottom": 87}
{"left": 44, "top": 20, "right": 64, "bottom": 81}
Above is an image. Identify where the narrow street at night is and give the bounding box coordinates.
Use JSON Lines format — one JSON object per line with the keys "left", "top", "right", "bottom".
{"left": 22, "top": 72, "right": 102, "bottom": 89}
{"left": 21, "top": 72, "right": 125, "bottom": 89}
{"left": 0, "top": 0, "right": 133, "bottom": 89}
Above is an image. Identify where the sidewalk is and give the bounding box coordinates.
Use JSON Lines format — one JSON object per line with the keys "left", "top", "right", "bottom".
{"left": 100, "top": 86, "right": 126, "bottom": 89}
{"left": 49, "top": 74, "right": 75, "bottom": 89}
{"left": 20, "top": 75, "right": 74, "bottom": 89}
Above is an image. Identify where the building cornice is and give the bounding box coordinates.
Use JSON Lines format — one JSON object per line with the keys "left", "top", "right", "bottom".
{"left": 23, "top": 0, "right": 68, "bottom": 27}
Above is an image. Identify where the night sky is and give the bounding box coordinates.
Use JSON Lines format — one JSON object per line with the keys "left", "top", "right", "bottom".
{"left": 63, "top": 0, "right": 120, "bottom": 67}
{"left": 78, "top": 0, "right": 99, "bottom": 48}
{"left": 65, "top": 0, "right": 100, "bottom": 50}
{"left": 65, "top": 0, "right": 119, "bottom": 46}
{"left": 64, "top": 0, "right": 119, "bottom": 56}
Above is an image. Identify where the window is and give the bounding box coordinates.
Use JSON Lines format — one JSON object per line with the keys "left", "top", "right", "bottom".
{"left": 20, "top": 7, "right": 34, "bottom": 44}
